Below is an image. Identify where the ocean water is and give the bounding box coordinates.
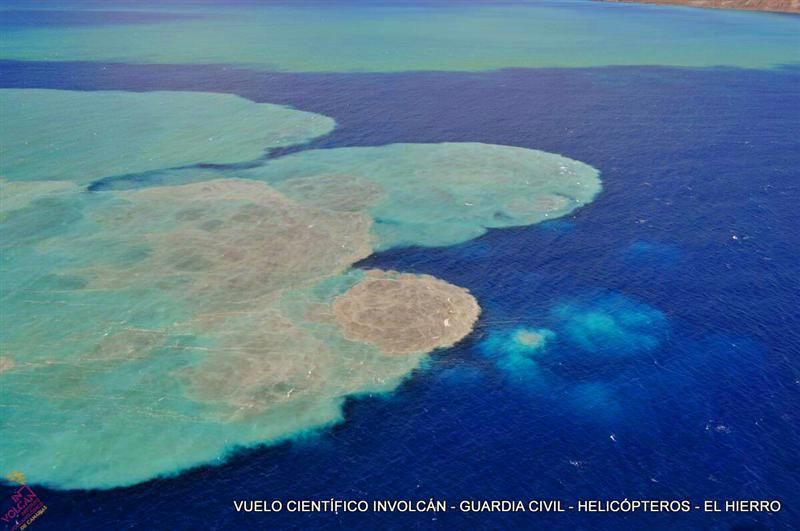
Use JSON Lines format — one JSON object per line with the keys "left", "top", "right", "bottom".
{"left": 1, "top": 1, "right": 800, "bottom": 529}
{"left": 0, "top": 89, "right": 334, "bottom": 183}
{"left": 1, "top": 0, "right": 799, "bottom": 70}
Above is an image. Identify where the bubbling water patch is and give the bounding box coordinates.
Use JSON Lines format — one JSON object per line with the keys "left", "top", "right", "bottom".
{"left": 1, "top": 132, "right": 601, "bottom": 487}
{"left": 0, "top": 89, "right": 335, "bottom": 184}
{"left": 479, "top": 327, "right": 556, "bottom": 378}
{"left": 553, "top": 293, "right": 668, "bottom": 358}
{"left": 332, "top": 269, "right": 480, "bottom": 355}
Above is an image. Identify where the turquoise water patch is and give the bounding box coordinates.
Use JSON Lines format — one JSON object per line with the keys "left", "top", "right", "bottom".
{"left": 479, "top": 327, "right": 556, "bottom": 377}
{"left": 0, "top": 137, "right": 601, "bottom": 487}
{"left": 0, "top": 80, "right": 604, "bottom": 490}
{"left": 0, "top": 186, "right": 85, "bottom": 245}
{"left": 0, "top": 180, "right": 424, "bottom": 488}
{"left": 0, "top": 89, "right": 334, "bottom": 183}
{"left": 1, "top": 2, "right": 798, "bottom": 71}
{"left": 553, "top": 293, "right": 668, "bottom": 357}
{"left": 249, "top": 142, "right": 602, "bottom": 250}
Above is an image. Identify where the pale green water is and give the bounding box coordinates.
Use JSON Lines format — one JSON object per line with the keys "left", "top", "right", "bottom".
{"left": 1, "top": 2, "right": 798, "bottom": 71}
{"left": 552, "top": 293, "right": 668, "bottom": 357}
{"left": 0, "top": 89, "right": 334, "bottom": 183}
{"left": 480, "top": 327, "right": 557, "bottom": 377}
{"left": 0, "top": 89, "right": 601, "bottom": 488}
{"left": 249, "top": 142, "right": 600, "bottom": 249}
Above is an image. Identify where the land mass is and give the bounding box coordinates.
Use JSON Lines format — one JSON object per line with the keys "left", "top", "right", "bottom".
{"left": 598, "top": 0, "right": 799, "bottom": 13}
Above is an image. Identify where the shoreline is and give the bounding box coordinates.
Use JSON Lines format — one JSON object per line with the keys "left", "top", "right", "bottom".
{"left": 597, "top": 0, "right": 800, "bottom": 14}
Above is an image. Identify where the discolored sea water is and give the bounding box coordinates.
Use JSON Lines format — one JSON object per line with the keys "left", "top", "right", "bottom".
{"left": 1, "top": 1, "right": 799, "bottom": 529}
{"left": 2, "top": 0, "right": 799, "bottom": 70}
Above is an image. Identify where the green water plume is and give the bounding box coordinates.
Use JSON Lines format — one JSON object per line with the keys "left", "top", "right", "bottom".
{"left": 0, "top": 89, "right": 334, "bottom": 184}
{"left": 250, "top": 142, "right": 601, "bottom": 250}
{"left": 1, "top": 3, "right": 798, "bottom": 71}
{"left": 0, "top": 96, "right": 602, "bottom": 489}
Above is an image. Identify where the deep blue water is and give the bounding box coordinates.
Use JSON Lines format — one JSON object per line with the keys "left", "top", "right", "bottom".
{"left": 1, "top": 60, "right": 799, "bottom": 529}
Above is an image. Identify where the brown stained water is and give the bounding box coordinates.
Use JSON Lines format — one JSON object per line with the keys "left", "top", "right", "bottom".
{"left": 333, "top": 270, "right": 481, "bottom": 355}
{"left": 0, "top": 92, "right": 600, "bottom": 488}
